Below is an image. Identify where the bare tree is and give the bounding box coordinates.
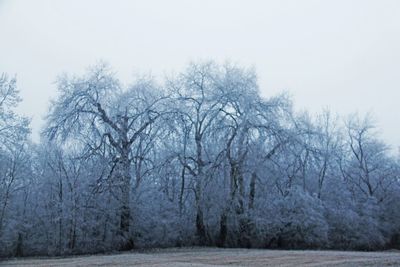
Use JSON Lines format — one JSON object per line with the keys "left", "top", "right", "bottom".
{"left": 44, "top": 63, "right": 164, "bottom": 249}
{"left": 0, "top": 74, "right": 30, "bottom": 256}
{"left": 343, "top": 115, "right": 396, "bottom": 202}
{"left": 168, "top": 62, "right": 229, "bottom": 244}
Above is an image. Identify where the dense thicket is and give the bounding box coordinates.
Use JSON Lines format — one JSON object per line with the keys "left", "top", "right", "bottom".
{"left": 1, "top": 62, "right": 400, "bottom": 257}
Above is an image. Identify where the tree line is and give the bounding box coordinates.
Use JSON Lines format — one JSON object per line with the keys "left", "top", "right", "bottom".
{"left": 1, "top": 62, "right": 400, "bottom": 257}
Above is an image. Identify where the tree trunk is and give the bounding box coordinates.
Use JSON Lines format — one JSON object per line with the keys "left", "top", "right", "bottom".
{"left": 179, "top": 166, "right": 185, "bottom": 216}
{"left": 196, "top": 205, "right": 207, "bottom": 245}
{"left": 194, "top": 132, "right": 207, "bottom": 245}
{"left": 195, "top": 178, "right": 207, "bottom": 244}
{"left": 249, "top": 172, "right": 256, "bottom": 210}
{"left": 15, "top": 233, "right": 23, "bottom": 257}
{"left": 119, "top": 147, "right": 134, "bottom": 250}
{"left": 217, "top": 212, "right": 228, "bottom": 247}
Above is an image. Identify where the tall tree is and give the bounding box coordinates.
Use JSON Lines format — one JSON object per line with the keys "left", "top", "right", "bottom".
{"left": 44, "top": 63, "right": 164, "bottom": 249}
{"left": 0, "top": 73, "right": 30, "bottom": 256}
{"left": 168, "top": 62, "right": 229, "bottom": 244}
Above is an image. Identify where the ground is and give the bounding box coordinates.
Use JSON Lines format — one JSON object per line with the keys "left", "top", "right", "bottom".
{"left": 1, "top": 247, "right": 400, "bottom": 267}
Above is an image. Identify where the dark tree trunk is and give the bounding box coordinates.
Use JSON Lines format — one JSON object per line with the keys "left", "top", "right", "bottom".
{"left": 119, "top": 203, "right": 134, "bottom": 250}
{"left": 15, "top": 233, "right": 23, "bottom": 257}
{"left": 196, "top": 205, "right": 207, "bottom": 245}
{"left": 249, "top": 172, "right": 256, "bottom": 210}
{"left": 217, "top": 212, "right": 228, "bottom": 247}
{"left": 195, "top": 177, "right": 207, "bottom": 245}
{"left": 118, "top": 142, "right": 134, "bottom": 251}
{"left": 179, "top": 166, "right": 185, "bottom": 216}
{"left": 194, "top": 132, "right": 207, "bottom": 245}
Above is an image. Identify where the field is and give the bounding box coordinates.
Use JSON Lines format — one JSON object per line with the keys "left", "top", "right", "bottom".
{"left": 1, "top": 248, "right": 400, "bottom": 267}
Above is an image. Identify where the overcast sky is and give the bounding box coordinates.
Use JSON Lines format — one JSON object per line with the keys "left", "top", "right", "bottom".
{"left": 0, "top": 0, "right": 399, "bottom": 148}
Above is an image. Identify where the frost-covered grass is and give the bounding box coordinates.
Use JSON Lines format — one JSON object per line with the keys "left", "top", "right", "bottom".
{"left": 2, "top": 247, "right": 400, "bottom": 267}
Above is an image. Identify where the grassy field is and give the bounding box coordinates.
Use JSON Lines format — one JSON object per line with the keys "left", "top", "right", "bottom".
{"left": 1, "top": 247, "right": 400, "bottom": 266}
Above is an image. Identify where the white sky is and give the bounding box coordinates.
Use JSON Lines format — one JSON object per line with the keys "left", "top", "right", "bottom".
{"left": 0, "top": 0, "right": 399, "bottom": 148}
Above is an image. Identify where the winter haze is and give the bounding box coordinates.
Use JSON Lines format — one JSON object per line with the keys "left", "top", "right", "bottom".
{"left": 1, "top": 0, "right": 400, "bottom": 147}
{"left": 2, "top": 0, "right": 400, "bottom": 262}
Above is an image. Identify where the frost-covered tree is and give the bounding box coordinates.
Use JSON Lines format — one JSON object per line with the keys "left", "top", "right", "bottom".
{"left": 167, "top": 62, "right": 230, "bottom": 244}
{"left": 44, "top": 63, "right": 165, "bottom": 250}
{"left": 0, "top": 74, "right": 31, "bottom": 256}
{"left": 1, "top": 62, "right": 400, "bottom": 256}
